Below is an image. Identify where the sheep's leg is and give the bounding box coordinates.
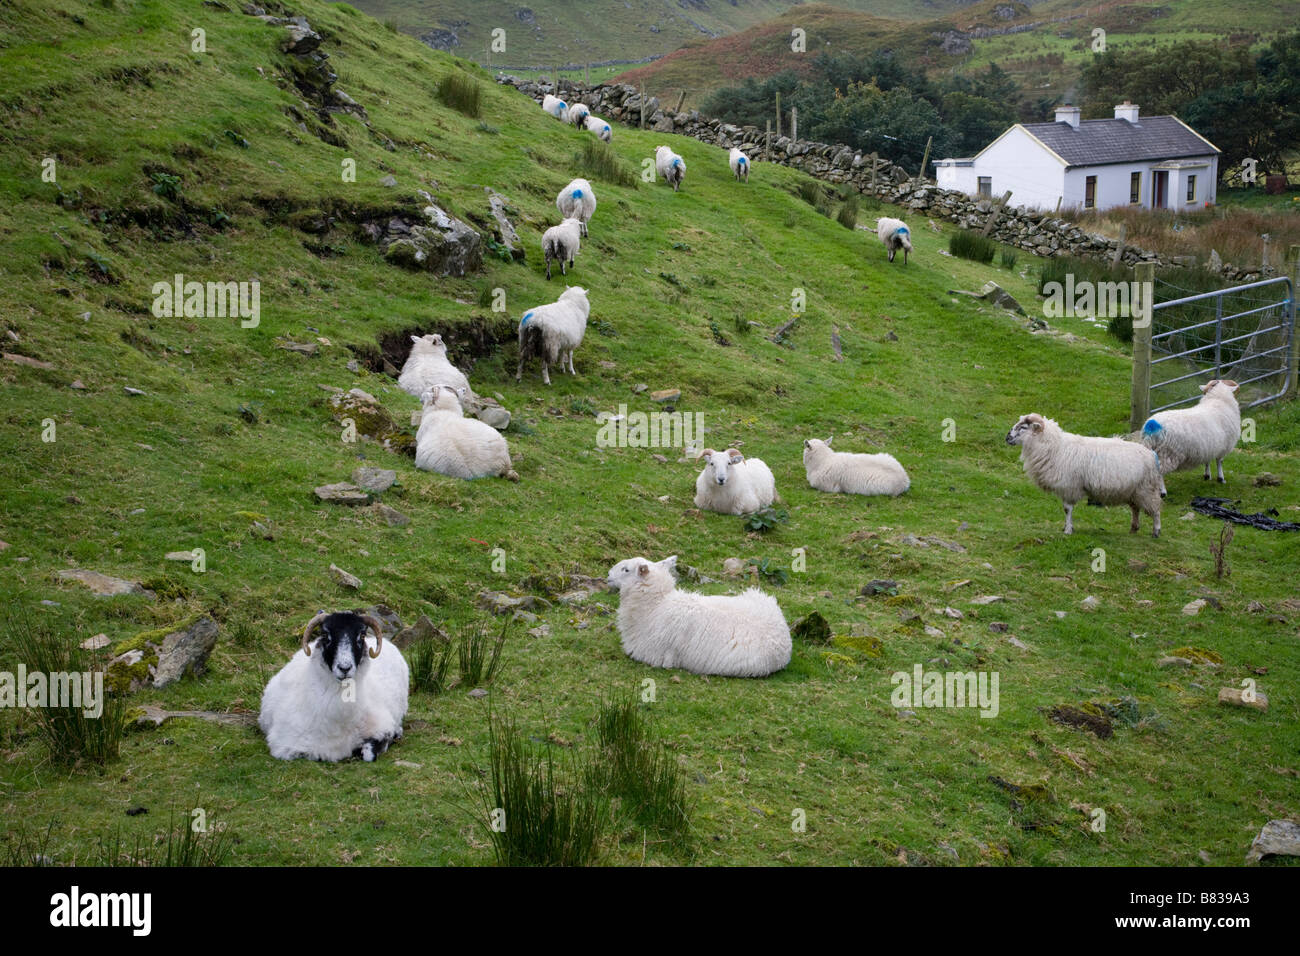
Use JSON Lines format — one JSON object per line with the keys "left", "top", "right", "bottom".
{"left": 516, "top": 350, "right": 525, "bottom": 382}
{"left": 545, "top": 253, "right": 552, "bottom": 281}
{"left": 1151, "top": 509, "right": 1161, "bottom": 538}
{"left": 541, "top": 358, "right": 551, "bottom": 386}
{"left": 1216, "top": 458, "right": 1225, "bottom": 482}
{"left": 566, "top": 350, "right": 576, "bottom": 375}
{"left": 1130, "top": 504, "right": 1140, "bottom": 533}
{"left": 1203, "top": 462, "right": 1211, "bottom": 479}
{"left": 904, "top": 247, "right": 909, "bottom": 266}
{"left": 1062, "top": 502, "right": 1074, "bottom": 535}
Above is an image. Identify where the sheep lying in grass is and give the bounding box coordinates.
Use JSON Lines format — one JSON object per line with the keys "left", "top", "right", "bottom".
{"left": 416, "top": 385, "right": 519, "bottom": 481}
{"left": 542, "top": 217, "right": 582, "bottom": 280}
{"left": 655, "top": 145, "right": 686, "bottom": 191}
{"left": 877, "top": 216, "right": 912, "bottom": 264}
{"left": 566, "top": 102, "right": 591, "bottom": 128}
{"left": 556, "top": 178, "right": 596, "bottom": 238}
{"left": 606, "top": 555, "right": 791, "bottom": 677}
{"left": 728, "top": 147, "right": 750, "bottom": 183}
{"left": 541, "top": 93, "right": 568, "bottom": 119}
{"left": 516, "top": 286, "right": 590, "bottom": 385}
{"left": 803, "top": 437, "right": 909, "bottom": 496}
{"left": 1006, "top": 413, "right": 1161, "bottom": 537}
{"left": 585, "top": 114, "right": 613, "bottom": 142}
{"left": 1141, "top": 379, "right": 1241, "bottom": 493}
{"left": 397, "top": 333, "right": 471, "bottom": 400}
{"left": 694, "top": 448, "right": 777, "bottom": 515}
{"left": 259, "top": 611, "right": 409, "bottom": 762}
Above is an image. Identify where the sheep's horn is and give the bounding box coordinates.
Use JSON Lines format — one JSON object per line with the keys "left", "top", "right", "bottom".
{"left": 361, "top": 614, "right": 385, "bottom": 659}
{"left": 301, "top": 611, "right": 329, "bottom": 657}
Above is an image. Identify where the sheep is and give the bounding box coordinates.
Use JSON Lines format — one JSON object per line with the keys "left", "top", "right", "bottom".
{"left": 542, "top": 217, "right": 582, "bottom": 280}
{"left": 803, "top": 436, "right": 909, "bottom": 496}
{"left": 397, "top": 333, "right": 471, "bottom": 400}
{"left": 556, "top": 178, "right": 596, "bottom": 238}
{"left": 655, "top": 145, "right": 686, "bottom": 192}
{"left": 877, "top": 217, "right": 913, "bottom": 265}
{"left": 516, "top": 286, "right": 589, "bottom": 385}
{"left": 728, "top": 147, "right": 750, "bottom": 183}
{"left": 541, "top": 93, "right": 568, "bottom": 120}
{"left": 415, "top": 385, "right": 519, "bottom": 481}
{"left": 585, "top": 113, "right": 613, "bottom": 142}
{"left": 693, "top": 447, "right": 777, "bottom": 515}
{"left": 606, "top": 555, "right": 791, "bottom": 678}
{"left": 259, "top": 611, "right": 409, "bottom": 762}
{"left": 1005, "top": 413, "right": 1162, "bottom": 537}
{"left": 1141, "top": 379, "right": 1241, "bottom": 493}
{"left": 566, "top": 102, "right": 591, "bottom": 128}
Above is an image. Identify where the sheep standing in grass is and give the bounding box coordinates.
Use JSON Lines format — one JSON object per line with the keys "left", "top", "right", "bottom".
{"left": 606, "top": 555, "right": 791, "bottom": 678}
{"left": 541, "top": 93, "right": 568, "bottom": 119}
{"left": 259, "top": 611, "right": 409, "bottom": 762}
{"left": 1006, "top": 413, "right": 1161, "bottom": 537}
{"left": 803, "top": 437, "right": 909, "bottom": 496}
{"left": 877, "top": 217, "right": 912, "bottom": 264}
{"left": 655, "top": 145, "right": 686, "bottom": 191}
{"left": 585, "top": 114, "right": 613, "bottom": 142}
{"left": 416, "top": 385, "right": 519, "bottom": 481}
{"left": 397, "top": 333, "right": 471, "bottom": 399}
{"left": 516, "top": 286, "right": 589, "bottom": 385}
{"left": 542, "top": 217, "right": 582, "bottom": 280}
{"left": 566, "top": 102, "right": 591, "bottom": 128}
{"left": 694, "top": 448, "right": 777, "bottom": 515}
{"left": 556, "top": 178, "right": 596, "bottom": 238}
{"left": 1141, "top": 379, "right": 1241, "bottom": 493}
{"left": 728, "top": 147, "right": 750, "bottom": 183}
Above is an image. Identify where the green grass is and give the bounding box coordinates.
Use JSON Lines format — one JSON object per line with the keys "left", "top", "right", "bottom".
{"left": 436, "top": 70, "right": 483, "bottom": 118}
{"left": 0, "top": 0, "right": 1297, "bottom": 868}
{"left": 950, "top": 229, "right": 997, "bottom": 264}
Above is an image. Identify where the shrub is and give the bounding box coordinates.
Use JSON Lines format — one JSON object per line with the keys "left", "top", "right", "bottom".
{"left": 408, "top": 634, "right": 455, "bottom": 694}
{"left": 437, "top": 71, "right": 482, "bottom": 118}
{"left": 458, "top": 618, "right": 508, "bottom": 687}
{"left": 837, "top": 194, "right": 859, "bottom": 230}
{"left": 743, "top": 506, "right": 789, "bottom": 533}
{"left": 949, "top": 229, "right": 996, "bottom": 264}
{"left": 999, "top": 246, "right": 1018, "bottom": 270}
{"left": 593, "top": 696, "right": 690, "bottom": 845}
{"left": 797, "top": 180, "right": 824, "bottom": 207}
{"left": 574, "top": 139, "right": 638, "bottom": 188}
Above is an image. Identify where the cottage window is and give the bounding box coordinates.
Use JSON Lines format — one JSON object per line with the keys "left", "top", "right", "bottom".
{"left": 1085, "top": 176, "right": 1097, "bottom": 209}
{"left": 977, "top": 176, "right": 992, "bottom": 199}
{"left": 1186, "top": 175, "right": 1197, "bottom": 202}
{"left": 1130, "top": 172, "right": 1141, "bottom": 204}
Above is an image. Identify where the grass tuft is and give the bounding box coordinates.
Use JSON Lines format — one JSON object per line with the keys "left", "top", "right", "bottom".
{"left": 950, "top": 229, "right": 996, "bottom": 264}
{"left": 437, "top": 71, "right": 482, "bottom": 118}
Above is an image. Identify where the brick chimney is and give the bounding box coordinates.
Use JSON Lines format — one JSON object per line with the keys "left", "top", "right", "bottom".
{"left": 1054, "top": 105, "right": 1081, "bottom": 129}
{"left": 1114, "top": 101, "right": 1140, "bottom": 123}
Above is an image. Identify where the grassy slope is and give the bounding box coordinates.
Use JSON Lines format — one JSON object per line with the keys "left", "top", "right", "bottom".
{"left": 1, "top": 0, "right": 1298, "bottom": 866}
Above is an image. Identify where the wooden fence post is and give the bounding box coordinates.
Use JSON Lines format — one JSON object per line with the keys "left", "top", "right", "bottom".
{"left": 639, "top": 83, "right": 646, "bottom": 129}
{"left": 1111, "top": 224, "right": 1128, "bottom": 267}
{"left": 1288, "top": 244, "right": 1300, "bottom": 400}
{"left": 585, "top": 62, "right": 590, "bottom": 86}
{"left": 674, "top": 90, "right": 686, "bottom": 114}
{"left": 790, "top": 106, "right": 797, "bottom": 143}
{"left": 870, "top": 151, "right": 878, "bottom": 191}
{"left": 775, "top": 92, "right": 781, "bottom": 139}
{"left": 916, "top": 136, "right": 931, "bottom": 184}
{"left": 1131, "top": 261, "right": 1156, "bottom": 431}
{"left": 982, "top": 190, "right": 1013, "bottom": 237}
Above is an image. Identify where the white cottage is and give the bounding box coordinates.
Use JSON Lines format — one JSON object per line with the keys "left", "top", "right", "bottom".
{"left": 933, "top": 102, "right": 1220, "bottom": 213}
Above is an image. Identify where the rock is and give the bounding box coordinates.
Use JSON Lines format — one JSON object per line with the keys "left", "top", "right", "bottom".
{"left": 80, "top": 633, "right": 111, "bottom": 650}
{"left": 468, "top": 688, "right": 488, "bottom": 699}
{"left": 1246, "top": 820, "right": 1300, "bottom": 862}
{"left": 472, "top": 402, "right": 512, "bottom": 430}
{"left": 378, "top": 174, "right": 398, "bottom": 187}
{"left": 152, "top": 617, "right": 219, "bottom": 688}
{"left": 314, "top": 481, "right": 372, "bottom": 505}
{"left": 1208, "top": 249, "right": 1223, "bottom": 272}
{"left": 1053, "top": 610, "right": 1067, "bottom": 619}
{"left": 3, "top": 352, "right": 54, "bottom": 370}
{"left": 478, "top": 590, "right": 525, "bottom": 614}
{"left": 485, "top": 188, "right": 525, "bottom": 261}
{"left": 358, "top": 604, "right": 402, "bottom": 640}
{"left": 1182, "top": 598, "right": 1208, "bottom": 616}
{"left": 631, "top": 384, "right": 648, "bottom": 394}
{"left": 383, "top": 203, "right": 482, "bottom": 277}
{"left": 1253, "top": 473, "right": 1282, "bottom": 487}
{"left": 56, "top": 569, "right": 154, "bottom": 598}
{"left": 923, "top": 625, "right": 944, "bottom": 638}
{"left": 1007, "top": 637, "right": 1028, "bottom": 650}
{"left": 1157, "top": 656, "right": 1194, "bottom": 668}
{"left": 124, "top": 387, "right": 146, "bottom": 396}
{"left": 281, "top": 20, "right": 321, "bottom": 55}
{"left": 791, "top": 612, "right": 832, "bottom": 645}
{"left": 861, "top": 580, "right": 898, "bottom": 596}
{"left": 1080, "top": 595, "right": 1100, "bottom": 611}
{"left": 721, "top": 557, "right": 746, "bottom": 576}
{"left": 978, "top": 281, "right": 1025, "bottom": 315}
{"left": 989, "top": 622, "right": 1008, "bottom": 632}
{"left": 330, "top": 564, "right": 362, "bottom": 589}
{"left": 528, "top": 624, "right": 551, "bottom": 638}
{"left": 133, "top": 705, "right": 255, "bottom": 728}
{"left": 69, "top": 380, "right": 86, "bottom": 389}
{"left": 970, "top": 595, "right": 1003, "bottom": 605}
{"left": 650, "top": 388, "right": 680, "bottom": 403}
{"left": 279, "top": 341, "right": 318, "bottom": 355}
{"left": 369, "top": 503, "right": 410, "bottom": 527}
{"left": 1217, "top": 687, "right": 1268, "bottom": 711}
{"left": 942, "top": 607, "right": 963, "bottom": 620}
{"left": 351, "top": 466, "right": 397, "bottom": 493}
{"left": 393, "top": 615, "right": 446, "bottom": 649}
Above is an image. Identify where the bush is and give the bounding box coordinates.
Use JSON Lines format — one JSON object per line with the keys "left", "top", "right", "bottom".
{"left": 837, "top": 194, "right": 859, "bottom": 230}
{"left": 593, "top": 696, "right": 690, "bottom": 846}
{"left": 574, "top": 139, "right": 638, "bottom": 188}
{"left": 457, "top": 619, "right": 508, "bottom": 687}
{"left": 408, "top": 634, "right": 455, "bottom": 694}
{"left": 437, "top": 71, "right": 482, "bottom": 118}
{"left": 999, "top": 246, "right": 1018, "bottom": 270}
{"left": 949, "top": 229, "right": 996, "bottom": 264}
{"left": 797, "top": 180, "right": 824, "bottom": 207}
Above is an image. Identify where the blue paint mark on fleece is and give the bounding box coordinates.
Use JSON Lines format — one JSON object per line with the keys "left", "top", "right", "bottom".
{"left": 1142, "top": 419, "right": 1163, "bottom": 437}
{"left": 672, "top": 158, "right": 682, "bottom": 167}
{"left": 896, "top": 225, "right": 909, "bottom": 236}
{"left": 739, "top": 156, "right": 748, "bottom": 165}
{"left": 603, "top": 125, "right": 610, "bottom": 133}
{"left": 572, "top": 189, "right": 583, "bottom": 199}
{"left": 521, "top": 311, "right": 535, "bottom": 326}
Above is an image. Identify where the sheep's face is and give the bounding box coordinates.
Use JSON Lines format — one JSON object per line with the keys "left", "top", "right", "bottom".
{"left": 702, "top": 448, "right": 744, "bottom": 486}
{"left": 1005, "top": 414, "right": 1045, "bottom": 446}
{"left": 310, "top": 613, "right": 372, "bottom": 682}
{"left": 802, "top": 437, "right": 832, "bottom": 463}
{"left": 606, "top": 556, "right": 676, "bottom": 592}
{"left": 421, "top": 385, "right": 464, "bottom": 413}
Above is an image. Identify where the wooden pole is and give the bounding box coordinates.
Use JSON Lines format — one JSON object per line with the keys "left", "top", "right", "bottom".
{"left": 765, "top": 119, "right": 771, "bottom": 162}
{"left": 585, "top": 62, "right": 590, "bottom": 86}
{"left": 1111, "top": 224, "right": 1128, "bottom": 267}
{"left": 640, "top": 83, "right": 646, "bottom": 129}
{"left": 870, "top": 151, "right": 878, "bottom": 191}
{"left": 916, "top": 135, "right": 932, "bottom": 184}
{"left": 982, "top": 190, "right": 1013, "bottom": 237}
{"left": 1287, "top": 244, "right": 1300, "bottom": 400}
{"left": 775, "top": 92, "right": 782, "bottom": 139}
{"left": 1055, "top": 195, "right": 1062, "bottom": 214}
{"left": 1130, "top": 261, "right": 1156, "bottom": 431}
{"left": 674, "top": 89, "right": 686, "bottom": 114}
{"left": 790, "top": 106, "right": 798, "bottom": 143}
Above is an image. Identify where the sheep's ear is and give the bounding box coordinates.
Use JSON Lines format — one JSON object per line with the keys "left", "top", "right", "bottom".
{"left": 728, "top": 450, "right": 744, "bottom": 464}
{"left": 1223, "top": 380, "right": 1239, "bottom": 391}
{"left": 825, "top": 435, "right": 834, "bottom": 446}
{"left": 1030, "top": 419, "right": 1043, "bottom": 433}
{"left": 701, "top": 448, "right": 715, "bottom": 461}
{"left": 803, "top": 439, "right": 811, "bottom": 449}
{"left": 658, "top": 555, "right": 678, "bottom": 571}
{"left": 1200, "top": 380, "right": 1214, "bottom": 392}
{"left": 410, "top": 335, "right": 420, "bottom": 344}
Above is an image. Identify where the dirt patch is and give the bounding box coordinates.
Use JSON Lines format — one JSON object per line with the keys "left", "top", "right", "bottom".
{"left": 1045, "top": 705, "right": 1113, "bottom": 739}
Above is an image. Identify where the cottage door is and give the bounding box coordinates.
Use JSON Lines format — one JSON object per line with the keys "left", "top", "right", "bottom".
{"left": 1153, "top": 170, "right": 1168, "bottom": 209}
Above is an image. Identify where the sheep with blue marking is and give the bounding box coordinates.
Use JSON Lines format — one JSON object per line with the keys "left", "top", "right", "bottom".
{"left": 655, "top": 145, "right": 686, "bottom": 192}
{"left": 541, "top": 217, "right": 582, "bottom": 280}
{"left": 585, "top": 114, "right": 613, "bottom": 142}
{"left": 729, "top": 147, "right": 750, "bottom": 183}
{"left": 566, "top": 102, "right": 591, "bottom": 128}
{"left": 876, "top": 217, "right": 912, "bottom": 265}
{"left": 1141, "top": 379, "right": 1241, "bottom": 493}
{"left": 541, "top": 93, "right": 568, "bottom": 120}
{"left": 556, "top": 178, "right": 596, "bottom": 238}
{"left": 516, "top": 285, "right": 590, "bottom": 385}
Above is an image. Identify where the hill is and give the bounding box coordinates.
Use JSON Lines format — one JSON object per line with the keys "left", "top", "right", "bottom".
{"left": 1, "top": 0, "right": 1298, "bottom": 867}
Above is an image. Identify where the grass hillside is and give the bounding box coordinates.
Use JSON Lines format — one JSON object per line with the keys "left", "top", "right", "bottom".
{"left": 1, "top": 0, "right": 1298, "bottom": 866}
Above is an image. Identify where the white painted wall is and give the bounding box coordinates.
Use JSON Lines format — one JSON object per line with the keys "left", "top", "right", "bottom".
{"left": 1062, "top": 157, "right": 1218, "bottom": 212}
{"left": 964, "top": 126, "right": 1066, "bottom": 211}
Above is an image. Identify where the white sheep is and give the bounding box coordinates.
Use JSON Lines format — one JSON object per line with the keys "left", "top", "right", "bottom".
{"left": 1006, "top": 413, "right": 1162, "bottom": 537}
{"left": 693, "top": 447, "right": 777, "bottom": 515}
{"left": 516, "top": 286, "right": 589, "bottom": 385}
{"left": 566, "top": 102, "right": 591, "bottom": 128}
{"left": 728, "top": 147, "right": 750, "bottom": 183}
{"left": 655, "top": 145, "right": 686, "bottom": 191}
{"left": 585, "top": 113, "right": 613, "bottom": 142}
{"left": 877, "top": 217, "right": 913, "bottom": 265}
{"left": 415, "top": 385, "right": 519, "bottom": 481}
{"left": 259, "top": 611, "right": 409, "bottom": 762}
{"left": 556, "top": 178, "right": 596, "bottom": 238}
{"left": 606, "top": 555, "right": 791, "bottom": 678}
{"left": 803, "top": 436, "right": 909, "bottom": 496}
{"left": 397, "top": 333, "right": 471, "bottom": 399}
{"left": 541, "top": 93, "right": 568, "bottom": 119}
{"left": 1141, "top": 379, "right": 1241, "bottom": 493}
{"left": 542, "top": 217, "right": 582, "bottom": 280}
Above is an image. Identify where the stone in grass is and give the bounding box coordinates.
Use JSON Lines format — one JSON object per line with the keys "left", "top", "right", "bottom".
{"left": 1182, "top": 598, "right": 1208, "bottom": 616}
{"left": 314, "top": 482, "right": 372, "bottom": 505}
{"left": 165, "top": 550, "right": 196, "bottom": 562}
{"left": 970, "top": 595, "right": 1003, "bottom": 605}
{"left": 351, "top": 466, "right": 397, "bottom": 493}
{"left": 722, "top": 557, "right": 746, "bottom": 577}
{"left": 468, "top": 688, "right": 488, "bottom": 699}
{"left": 151, "top": 618, "right": 220, "bottom": 688}
{"left": 1246, "top": 820, "right": 1300, "bottom": 863}
{"left": 369, "top": 503, "right": 410, "bottom": 527}
{"left": 1080, "top": 595, "right": 1100, "bottom": 611}
{"left": 1217, "top": 687, "right": 1268, "bottom": 711}
{"left": 80, "top": 634, "right": 111, "bottom": 650}
{"left": 330, "top": 564, "right": 363, "bottom": 589}
{"left": 57, "top": 569, "right": 155, "bottom": 599}
{"left": 650, "top": 388, "right": 680, "bottom": 403}
{"left": 942, "top": 607, "right": 963, "bottom": 620}
{"left": 1157, "top": 656, "right": 1193, "bottom": 668}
